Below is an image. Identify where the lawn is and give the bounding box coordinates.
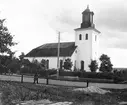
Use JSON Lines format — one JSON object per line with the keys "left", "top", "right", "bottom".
{"left": 0, "top": 80, "right": 126, "bottom": 105}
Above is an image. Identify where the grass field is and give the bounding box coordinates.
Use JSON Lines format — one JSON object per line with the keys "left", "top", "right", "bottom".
{"left": 0, "top": 80, "right": 126, "bottom": 105}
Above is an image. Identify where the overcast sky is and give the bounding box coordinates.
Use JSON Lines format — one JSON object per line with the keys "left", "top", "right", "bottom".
{"left": 0, "top": 0, "right": 127, "bottom": 68}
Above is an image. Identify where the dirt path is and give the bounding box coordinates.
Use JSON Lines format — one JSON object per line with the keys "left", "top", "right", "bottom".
{"left": 0, "top": 75, "right": 127, "bottom": 89}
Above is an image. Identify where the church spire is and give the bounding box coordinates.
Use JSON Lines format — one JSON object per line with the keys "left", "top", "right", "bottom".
{"left": 87, "top": 5, "right": 89, "bottom": 9}
{"left": 81, "top": 5, "right": 95, "bottom": 28}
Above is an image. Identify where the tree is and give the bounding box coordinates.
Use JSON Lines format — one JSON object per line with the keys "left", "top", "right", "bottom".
{"left": 21, "top": 59, "right": 30, "bottom": 67}
{"left": 19, "top": 52, "right": 25, "bottom": 61}
{"left": 89, "top": 60, "right": 98, "bottom": 72}
{"left": 0, "top": 55, "right": 11, "bottom": 73}
{"left": 99, "top": 54, "right": 113, "bottom": 72}
{"left": 63, "top": 58, "right": 73, "bottom": 70}
{"left": 7, "top": 58, "right": 20, "bottom": 73}
{"left": 31, "top": 59, "right": 42, "bottom": 73}
{"left": 0, "top": 19, "right": 16, "bottom": 54}
{"left": 40, "top": 59, "right": 47, "bottom": 69}
{"left": 20, "top": 59, "right": 31, "bottom": 74}
{"left": 0, "top": 19, "right": 16, "bottom": 74}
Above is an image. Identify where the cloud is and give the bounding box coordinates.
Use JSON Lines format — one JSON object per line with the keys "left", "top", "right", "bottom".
{"left": 99, "top": 47, "right": 127, "bottom": 67}
{"left": 111, "top": 39, "right": 127, "bottom": 49}
{"left": 42, "top": 0, "right": 127, "bottom": 33}
{"left": 99, "top": 28, "right": 127, "bottom": 49}
{"left": 95, "top": 1, "right": 127, "bottom": 32}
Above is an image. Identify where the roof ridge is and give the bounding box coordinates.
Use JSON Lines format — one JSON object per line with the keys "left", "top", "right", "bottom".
{"left": 43, "top": 41, "right": 75, "bottom": 44}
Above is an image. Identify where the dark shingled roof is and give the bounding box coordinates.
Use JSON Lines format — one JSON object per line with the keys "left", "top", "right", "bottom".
{"left": 25, "top": 42, "right": 77, "bottom": 57}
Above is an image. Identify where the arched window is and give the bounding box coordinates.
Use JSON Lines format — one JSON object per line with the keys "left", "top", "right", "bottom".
{"left": 86, "top": 34, "right": 88, "bottom": 40}
{"left": 79, "top": 34, "right": 82, "bottom": 40}
{"left": 47, "top": 60, "right": 49, "bottom": 69}
{"left": 81, "top": 60, "right": 84, "bottom": 70}
{"left": 60, "top": 60, "right": 63, "bottom": 69}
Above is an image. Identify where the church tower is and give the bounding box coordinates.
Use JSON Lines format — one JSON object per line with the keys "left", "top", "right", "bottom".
{"left": 74, "top": 5, "right": 100, "bottom": 71}
{"left": 81, "top": 5, "right": 95, "bottom": 28}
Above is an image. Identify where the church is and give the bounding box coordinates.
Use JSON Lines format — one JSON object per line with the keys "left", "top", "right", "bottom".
{"left": 25, "top": 6, "right": 101, "bottom": 71}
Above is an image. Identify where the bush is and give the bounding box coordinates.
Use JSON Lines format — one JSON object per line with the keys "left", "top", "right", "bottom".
{"left": 20, "top": 67, "right": 31, "bottom": 74}
{"left": 63, "top": 58, "right": 73, "bottom": 70}
{"left": 80, "top": 72, "right": 114, "bottom": 79}
{"left": 59, "top": 71, "right": 114, "bottom": 79}
{"left": 89, "top": 60, "right": 98, "bottom": 72}
{"left": 113, "top": 70, "right": 127, "bottom": 83}
{"left": 59, "top": 71, "right": 79, "bottom": 77}
{"left": 20, "top": 67, "right": 57, "bottom": 78}
{"left": 113, "top": 75, "right": 124, "bottom": 83}
{"left": 39, "top": 69, "right": 57, "bottom": 77}
{"left": 0, "top": 65, "right": 7, "bottom": 74}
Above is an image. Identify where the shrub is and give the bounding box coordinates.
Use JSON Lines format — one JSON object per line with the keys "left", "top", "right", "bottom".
{"left": 89, "top": 60, "right": 98, "bottom": 72}
{"left": 20, "top": 67, "right": 30, "bottom": 74}
{"left": 79, "top": 72, "right": 114, "bottom": 79}
{"left": 113, "top": 75, "right": 124, "bottom": 83}
{"left": 0, "top": 65, "right": 7, "bottom": 74}
{"left": 113, "top": 70, "right": 127, "bottom": 83}
{"left": 59, "top": 71, "right": 114, "bottom": 80}
{"left": 39, "top": 69, "right": 57, "bottom": 77}
{"left": 63, "top": 58, "right": 73, "bottom": 70}
{"left": 59, "top": 71, "right": 77, "bottom": 76}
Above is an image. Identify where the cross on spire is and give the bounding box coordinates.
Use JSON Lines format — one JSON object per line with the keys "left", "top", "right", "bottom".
{"left": 87, "top": 5, "right": 89, "bottom": 9}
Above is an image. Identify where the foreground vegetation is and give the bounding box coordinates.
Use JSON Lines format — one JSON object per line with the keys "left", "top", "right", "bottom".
{"left": 0, "top": 80, "right": 126, "bottom": 105}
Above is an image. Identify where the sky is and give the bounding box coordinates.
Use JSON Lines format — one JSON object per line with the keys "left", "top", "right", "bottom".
{"left": 0, "top": 0, "right": 127, "bottom": 68}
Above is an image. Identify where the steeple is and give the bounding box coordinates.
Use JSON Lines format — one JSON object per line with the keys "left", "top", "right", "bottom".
{"left": 81, "top": 5, "right": 95, "bottom": 28}
{"left": 87, "top": 5, "right": 89, "bottom": 9}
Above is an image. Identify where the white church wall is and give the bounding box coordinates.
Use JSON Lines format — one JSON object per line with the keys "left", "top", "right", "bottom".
{"left": 70, "top": 48, "right": 77, "bottom": 71}
{"left": 75, "top": 28, "right": 93, "bottom": 71}
{"left": 24, "top": 56, "right": 71, "bottom": 69}
{"left": 92, "top": 31, "right": 100, "bottom": 60}
{"left": 92, "top": 31, "right": 101, "bottom": 72}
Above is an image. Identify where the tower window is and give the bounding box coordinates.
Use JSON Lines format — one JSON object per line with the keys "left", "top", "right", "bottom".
{"left": 86, "top": 34, "right": 88, "bottom": 40}
{"left": 79, "top": 34, "right": 82, "bottom": 40}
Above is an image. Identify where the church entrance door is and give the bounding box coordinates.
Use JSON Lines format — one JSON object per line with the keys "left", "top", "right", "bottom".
{"left": 81, "top": 60, "right": 84, "bottom": 70}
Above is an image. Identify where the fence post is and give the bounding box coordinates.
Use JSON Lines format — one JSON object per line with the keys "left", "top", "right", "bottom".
{"left": 87, "top": 80, "right": 89, "bottom": 87}
{"left": 46, "top": 76, "right": 49, "bottom": 85}
{"left": 21, "top": 74, "right": 23, "bottom": 83}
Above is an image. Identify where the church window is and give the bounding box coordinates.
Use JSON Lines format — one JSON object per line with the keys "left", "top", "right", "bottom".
{"left": 79, "top": 34, "right": 82, "bottom": 40}
{"left": 60, "top": 60, "right": 63, "bottom": 69}
{"left": 74, "top": 60, "right": 77, "bottom": 71}
{"left": 47, "top": 60, "right": 49, "bottom": 69}
{"left": 86, "top": 34, "right": 88, "bottom": 40}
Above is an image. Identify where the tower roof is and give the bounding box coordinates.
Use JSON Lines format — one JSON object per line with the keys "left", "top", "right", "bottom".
{"left": 74, "top": 27, "right": 101, "bottom": 33}
{"left": 82, "top": 5, "right": 93, "bottom": 14}
{"left": 82, "top": 5, "right": 90, "bottom": 13}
